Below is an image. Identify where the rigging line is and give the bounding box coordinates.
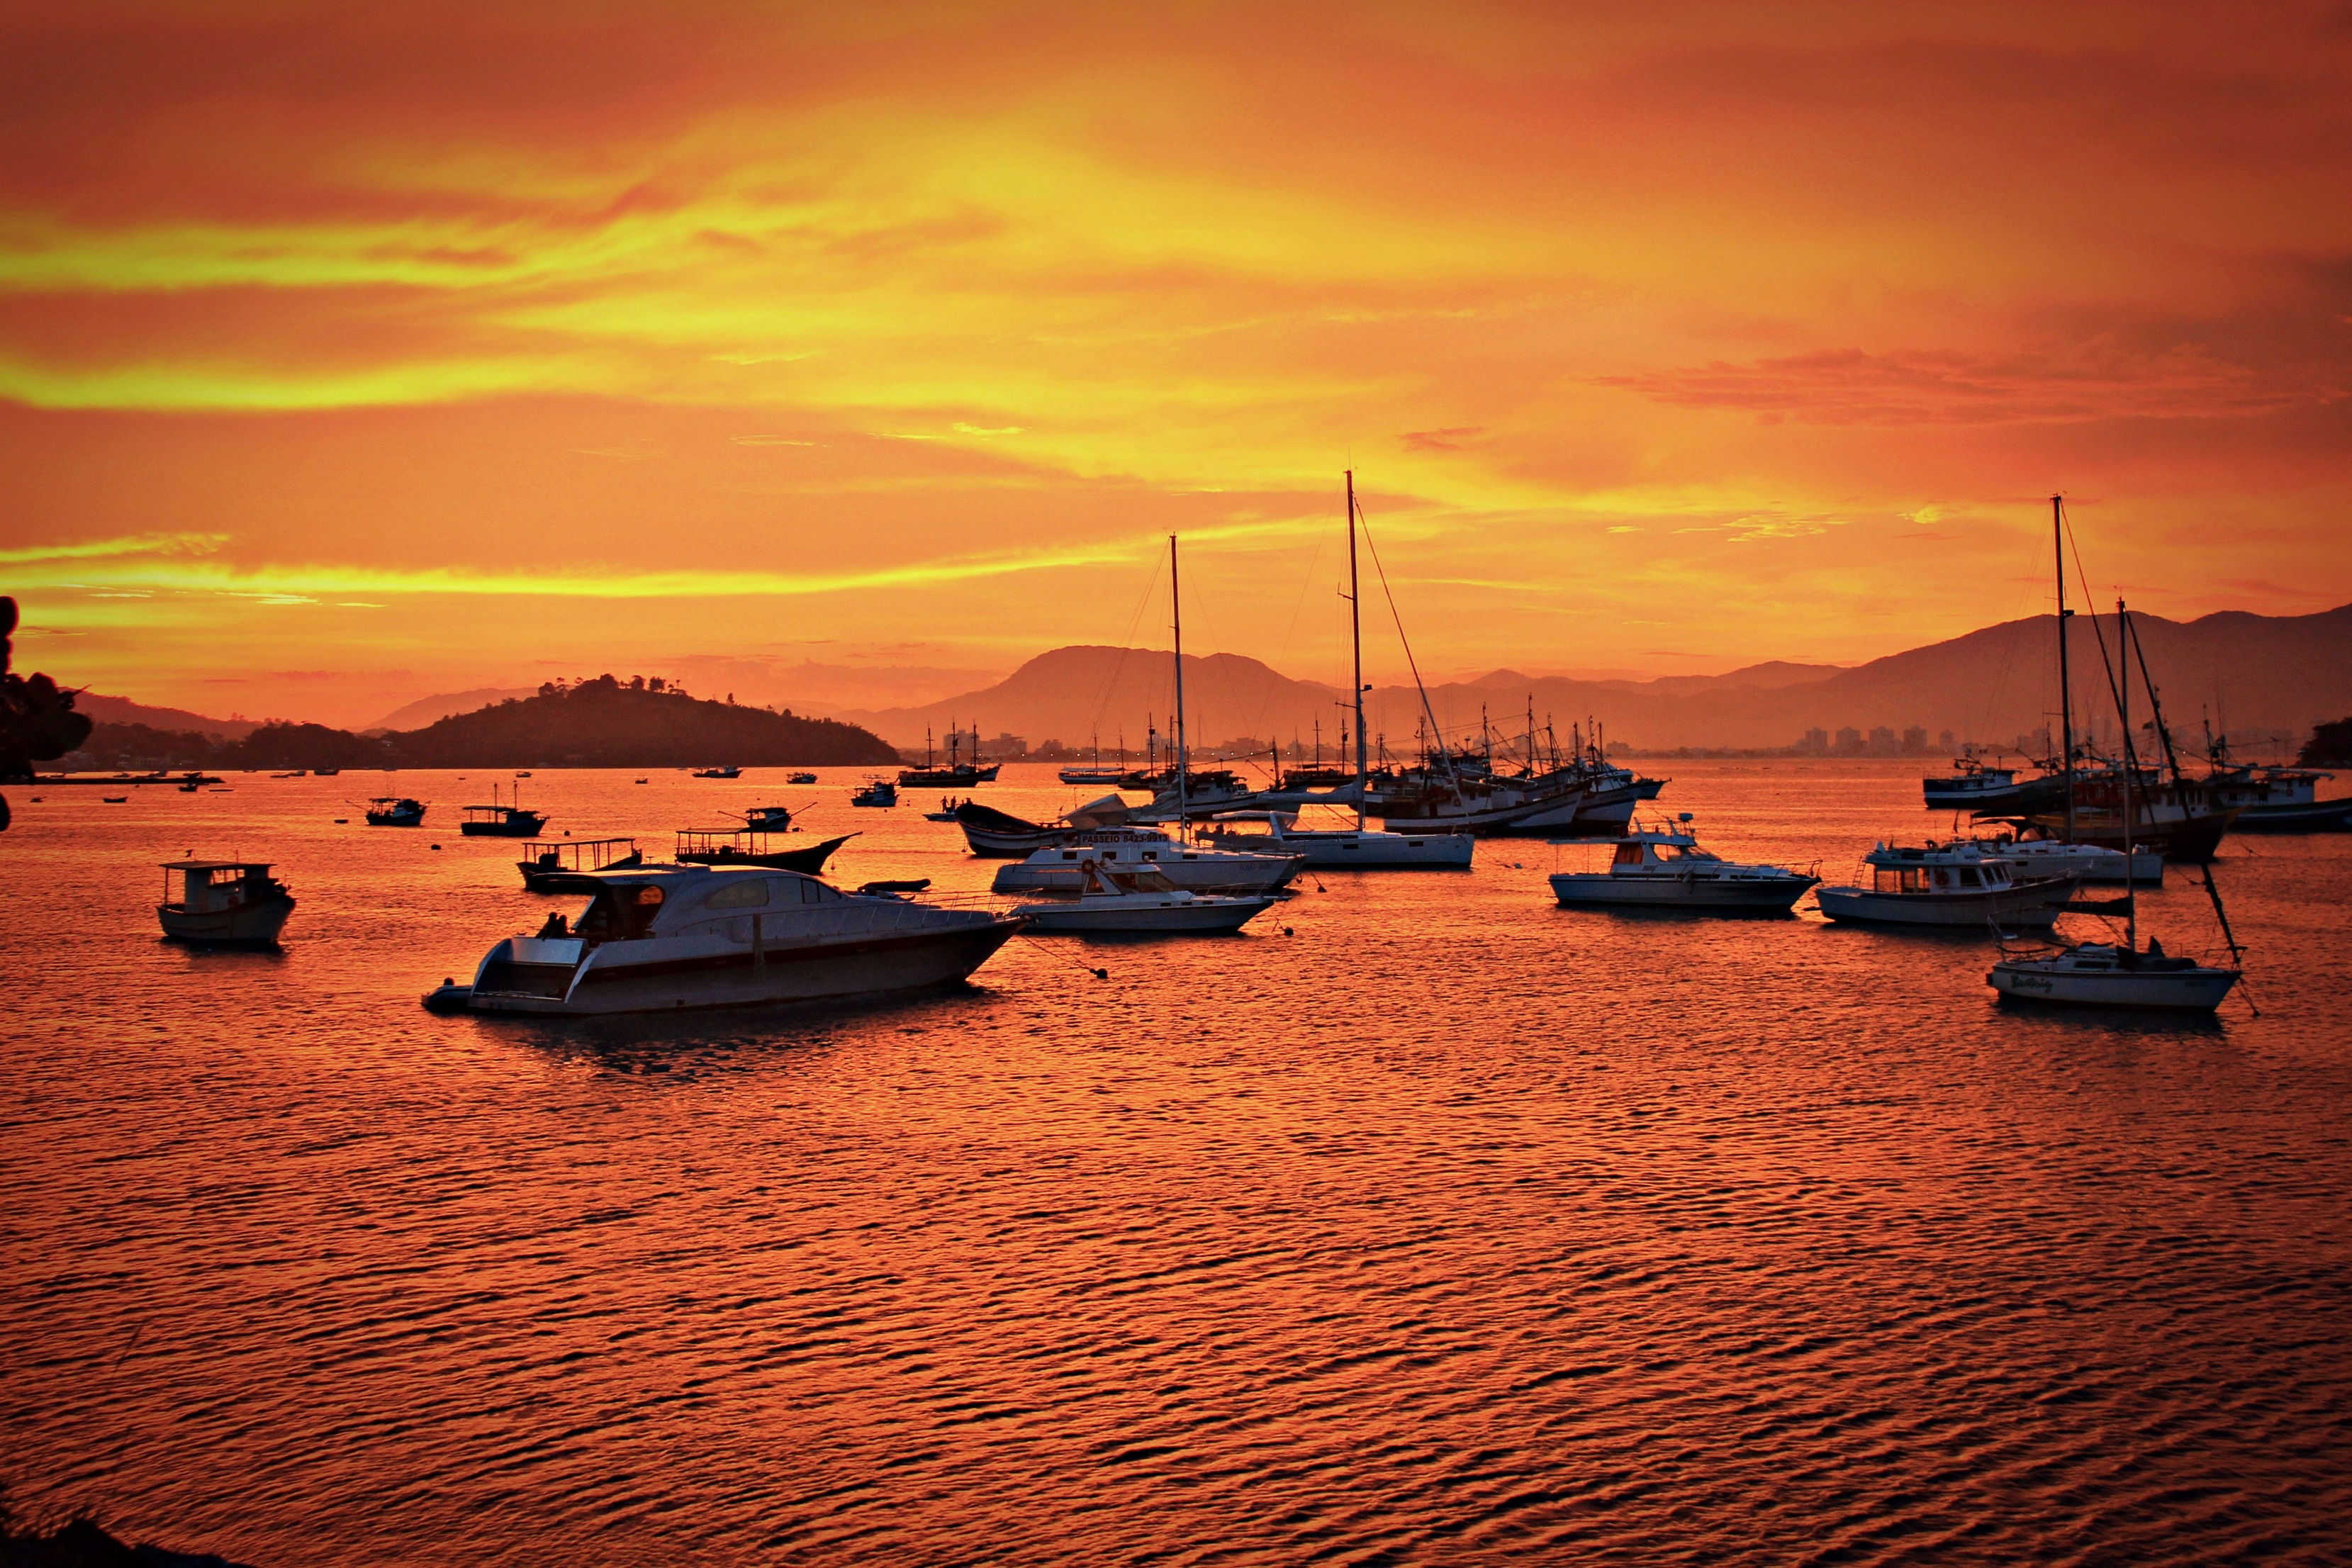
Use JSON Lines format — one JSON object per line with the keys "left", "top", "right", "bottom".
{"left": 1090, "top": 551, "right": 1165, "bottom": 742}
{"left": 1352, "top": 492, "right": 1457, "bottom": 783}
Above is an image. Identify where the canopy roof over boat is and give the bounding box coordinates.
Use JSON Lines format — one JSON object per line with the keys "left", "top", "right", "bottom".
{"left": 160, "top": 859, "right": 272, "bottom": 872}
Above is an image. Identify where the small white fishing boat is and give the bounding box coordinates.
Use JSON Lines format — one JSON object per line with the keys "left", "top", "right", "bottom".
{"left": 992, "top": 836, "right": 1302, "bottom": 896}
{"left": 1015, "top": 861, "right": 1275, "bottom": 934}
{"left": 427, "top": 865, "right": 1019, "bottom": 1016}
{"left": 1816, "top": 841, "right": 2078, "bottom": 928}
{"left": 1548, "top": 820, "right": 1815, "bottom": 912}
{"left": 157, "top": 860, "right": 296, "bottom": 944}
{"left": 1194, "top": 811, "right": 1474, "bottom": 869}
{"left": 738, "top": 805, "right": 793, "bottom": 832}
{"left": 1922, "top": 757, "right": 2025, "bottom": 811}
{"left": 851, "top": 780, "right": 897, "bottom": 807}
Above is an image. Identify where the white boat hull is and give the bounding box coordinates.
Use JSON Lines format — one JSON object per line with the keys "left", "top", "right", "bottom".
{"left": 1550, "top": 872, "right": 1813, "bottom": 912}
{"left": 1988, "top": 960, "right": 2239, "bottom": 1011}
{"left": 462, "top": 919, "right": 1019, "bottom": 1016}
{"left": 1816, "top": 876, "right": 2076, "bottom": 927}
{"left": 1196, "top": 828, "right": 1474, "bottom": 868}
{"left": 1017, "top": 897, "right": 1273, "bottom": 933}
{"left": 993, "top": 847, "right": 1300, "bottom": 895}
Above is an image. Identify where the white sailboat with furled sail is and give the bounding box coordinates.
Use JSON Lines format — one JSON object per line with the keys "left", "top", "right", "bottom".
{"left": 1989, "top": 598, "right": 2245, "bottom": 1012}
{"left": 1195, "top": 473, "right": 1473, "bottom": 868}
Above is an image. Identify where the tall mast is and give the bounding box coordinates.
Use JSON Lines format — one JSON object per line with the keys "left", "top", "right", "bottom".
{"left": 1170, "top": 535, "right": 1189, "bottom": 829}
{"left": 2119, "top": 597, "right": 2136, "bottom": 951}
{"left": 1348, "top": 471, "right": 1367, "bottom": 829}
{"left": 2054, "top": 495, "right": 2076, "bottom": 842}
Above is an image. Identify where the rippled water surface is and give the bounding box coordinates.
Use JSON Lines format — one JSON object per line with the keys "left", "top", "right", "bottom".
{"left": 5, "top": 761, "right": 2349, "bottom": 1565}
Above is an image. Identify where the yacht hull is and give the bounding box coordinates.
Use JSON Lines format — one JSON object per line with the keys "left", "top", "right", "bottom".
{"left": 1988, "top": 961, "right": 2239, "bottom": 1010}
{"left": 1018, "top": 897, "right": 1272, "bottom": 933}
{"left": 1550, "top": 873, "right": 1813, "bottom": 912}
{"left": 1816, "top": 876, "right": 2078, "bottom": 928}
{"left": 993, "top": 848, "right": 1300, "bottom": 895}
{"left": 1197, "top": 829, "right": 1474, "bottom": 868}
{"left": 464, "top": 919, "right": 1021, "bottom": 1016}
{"left": 2231, "top": 799, "right": 2352, "bottom": 831}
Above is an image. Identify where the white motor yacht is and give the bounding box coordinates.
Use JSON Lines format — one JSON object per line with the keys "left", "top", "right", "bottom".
{"left": 1548, "top": 822, "right": 1815, "bottom": 912}
{"left": 1988, "top": 940, "right": 2240, "bottom": 1011}
{"left": 991, "top": 838, "right": 1303, "bottom": 896}
{"left": 425, "top": 865, "right": 1020, "bottom": 1016}
{"left": 1193, "top": 811, "right": 1473, "bottom": 868}
{"left": 157, "top": 860, "right": 296, "bottom": 944}
{"left": 1015, "top": 861, "right": 1275, "bottom": 934}
{"left": 1969, "top": 831, "right": 2161, "bottom": 885}
{"left": 1816, "top": 841, "right": 2078, "bottom": 928}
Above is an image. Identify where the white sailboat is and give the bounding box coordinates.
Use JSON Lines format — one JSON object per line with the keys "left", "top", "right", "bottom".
{"left": 1990, "top": 597, "right": 2244, "bottom": 1012}
{"left": 1197, "top": 472, "right": 1473, "bottom": 868}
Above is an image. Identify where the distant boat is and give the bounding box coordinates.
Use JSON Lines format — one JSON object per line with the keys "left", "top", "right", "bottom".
{"left": 102, "top": 795, "right": 128, "bottom": 803}
{"left": 673, "top": 829, "right": 857, "bottom": 875}
{"left": 517, "top": 837, "right": 644, "bottom": 892}
{"left": 514, "top": 771, "right": 532, "bottom": 778}
{"left": 425, "top": 865, "right": 1019, "bottom": 1016}
{"left": 1014, "top": 859, "right": 1275, "bottom": 934}
{"left": 1816, "top": 840, "right": 2077, "bottom": 928}
{"left": 851, "top": 780, "right": 897, "bottom": 807}
{"left": 365, "top": 796, "right": 427, "bottom": 827}
{"left": 1057, "top": 766, "right": 1126, "bottom": 785}
{"left": 459, "top": 783, "right": 546, "bottom": 838}
{"left": 157, "top": 859, "right": 296, "bottom": 945}
{"left": 313, "top": 768, "right": 340, "bottom": 777}
{"left": 692, "top": 766, "right": 742, "bottom": 779}
{"left": 1922, "top": 757, "right": 2025, "bottom": 811}
{"left": 992, "top": 837, "right": 1301, "bottom": 897}
{"left": 1548, "top": 818, "right": 1815, "bottom": 912}
{"left": 737, "top": 805, "right": 794, "bottom": 832}
{"left": 787, "top": 772, "right": 818, "bottom": 784}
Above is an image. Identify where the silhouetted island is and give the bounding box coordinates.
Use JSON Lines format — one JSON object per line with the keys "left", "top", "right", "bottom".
{"left": 386, "top": 675, "right": 898, "bottom": 768}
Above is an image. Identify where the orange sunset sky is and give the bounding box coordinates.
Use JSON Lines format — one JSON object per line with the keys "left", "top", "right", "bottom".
{"left": 4, "top": 1, "right": 2348, "bottom": 727}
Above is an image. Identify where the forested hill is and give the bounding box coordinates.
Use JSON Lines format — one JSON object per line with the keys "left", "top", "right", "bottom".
{"left": 388, "top": 677, "right": 897, "bottom": 767}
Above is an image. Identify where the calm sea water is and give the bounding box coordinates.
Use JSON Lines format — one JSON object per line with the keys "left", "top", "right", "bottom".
{"left": 4, "top": 761, "right": 2348, "bottom": 1566}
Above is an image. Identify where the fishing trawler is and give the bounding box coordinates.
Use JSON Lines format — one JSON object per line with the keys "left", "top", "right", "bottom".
{"left": 157, "top": 860, "right": 296, "bottom": 944}
{"left": 851, "top": 780, "right": 897, "bottom": 807}
{"left": 691, "top": 766, "right": 741, "bottom": 779}
{"left": 425, "top": 866, "right": 1021, "bottom": 1016}
{"left": 738, "top": 805, "right": 793, "bottom": 832}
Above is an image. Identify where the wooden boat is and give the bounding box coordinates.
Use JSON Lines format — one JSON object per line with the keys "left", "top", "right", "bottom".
{"left": 517, "top": 837, "right": 644, "bottom": 892}
{"left": 459, "top": 784, "right": 546, "bottom": 837}
{"left": 673, "top": 829, "right": 856, "bottom": 875}
{"left": 157, "top": 860, "right": 296, "bottom": 944}
{"left": 426, "top": 866, "right": 1019, "bottom": 1017}
{"left": 738, "top": 805, "right": 793, "bottom": 831}
{"left": 851, "top": 780, "right": 897, "bottom": 807}
{"left": 365, "top": 796, "right": 427, "bottom": 827}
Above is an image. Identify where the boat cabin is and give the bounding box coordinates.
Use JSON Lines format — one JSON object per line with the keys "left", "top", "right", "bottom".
{"left": 159, "top": 860, "right": 284, "bottom": 912}
{"left": 1608, "top": 832, "right": 1721, "bottom": 869}
{"left": 1862, "top": 841, "right": 2017, "bottom": 894}
{"left": 566, "top": 868, "right": 849, "bottom": 946}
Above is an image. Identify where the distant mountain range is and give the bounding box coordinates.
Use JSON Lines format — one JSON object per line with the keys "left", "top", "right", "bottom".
{"left": 72, "top": 604, "right": 2351, "bottom": 761}
{"left": 827, "top": 605, "right": 2352, "bottom": 754}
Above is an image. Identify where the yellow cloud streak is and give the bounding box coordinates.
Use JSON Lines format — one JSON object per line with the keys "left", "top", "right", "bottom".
{"left": 8, "top": 514, "right": 1338, "bottom": 603}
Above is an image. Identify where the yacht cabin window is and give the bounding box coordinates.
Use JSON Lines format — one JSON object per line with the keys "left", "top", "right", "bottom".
{"left": 705, "top": 878, "right": 773, "bottom": 909}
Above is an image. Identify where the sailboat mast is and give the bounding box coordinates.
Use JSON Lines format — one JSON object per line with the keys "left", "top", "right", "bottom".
{"left": 2119, "top": 597, "right": 2136, "bottom": 951}
{"left": 1348, "top": 470, "right": 1367, "bottom": 830}
{"left": 2054, "top": 495, "right": 2076, "bottom": 843}
{"left": 1170, "top": 535, "right": 1189, "bottom": 828}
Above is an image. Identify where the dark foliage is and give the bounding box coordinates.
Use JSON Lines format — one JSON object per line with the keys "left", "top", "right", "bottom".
{"left": 1, "top": 598, "right": 95, "bottom": 824}
{"left": 237, "top": 721, "right": 387, "bottom": 771}
{"left": 386, "top": 675, "right": 897, "bottom": 767}
{"left": 2299, "top": 717, "right": 2352, "bottom": 766}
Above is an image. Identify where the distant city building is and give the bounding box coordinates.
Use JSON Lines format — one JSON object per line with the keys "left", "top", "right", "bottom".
{"left": 1937, "top": 729, "right": 1956, "bottom": 751}
{"left": 1867, "top": 725, "right": 1899, "bottom": 756}
{"left": 1834, "top": 726, "right": 1864, "bottom": 756}
{"left": 1801, "top": 727, "right": 1830, "bottom": 756}
{"left": 1901, "top": 725, "right": 1929, "bottom": 755}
